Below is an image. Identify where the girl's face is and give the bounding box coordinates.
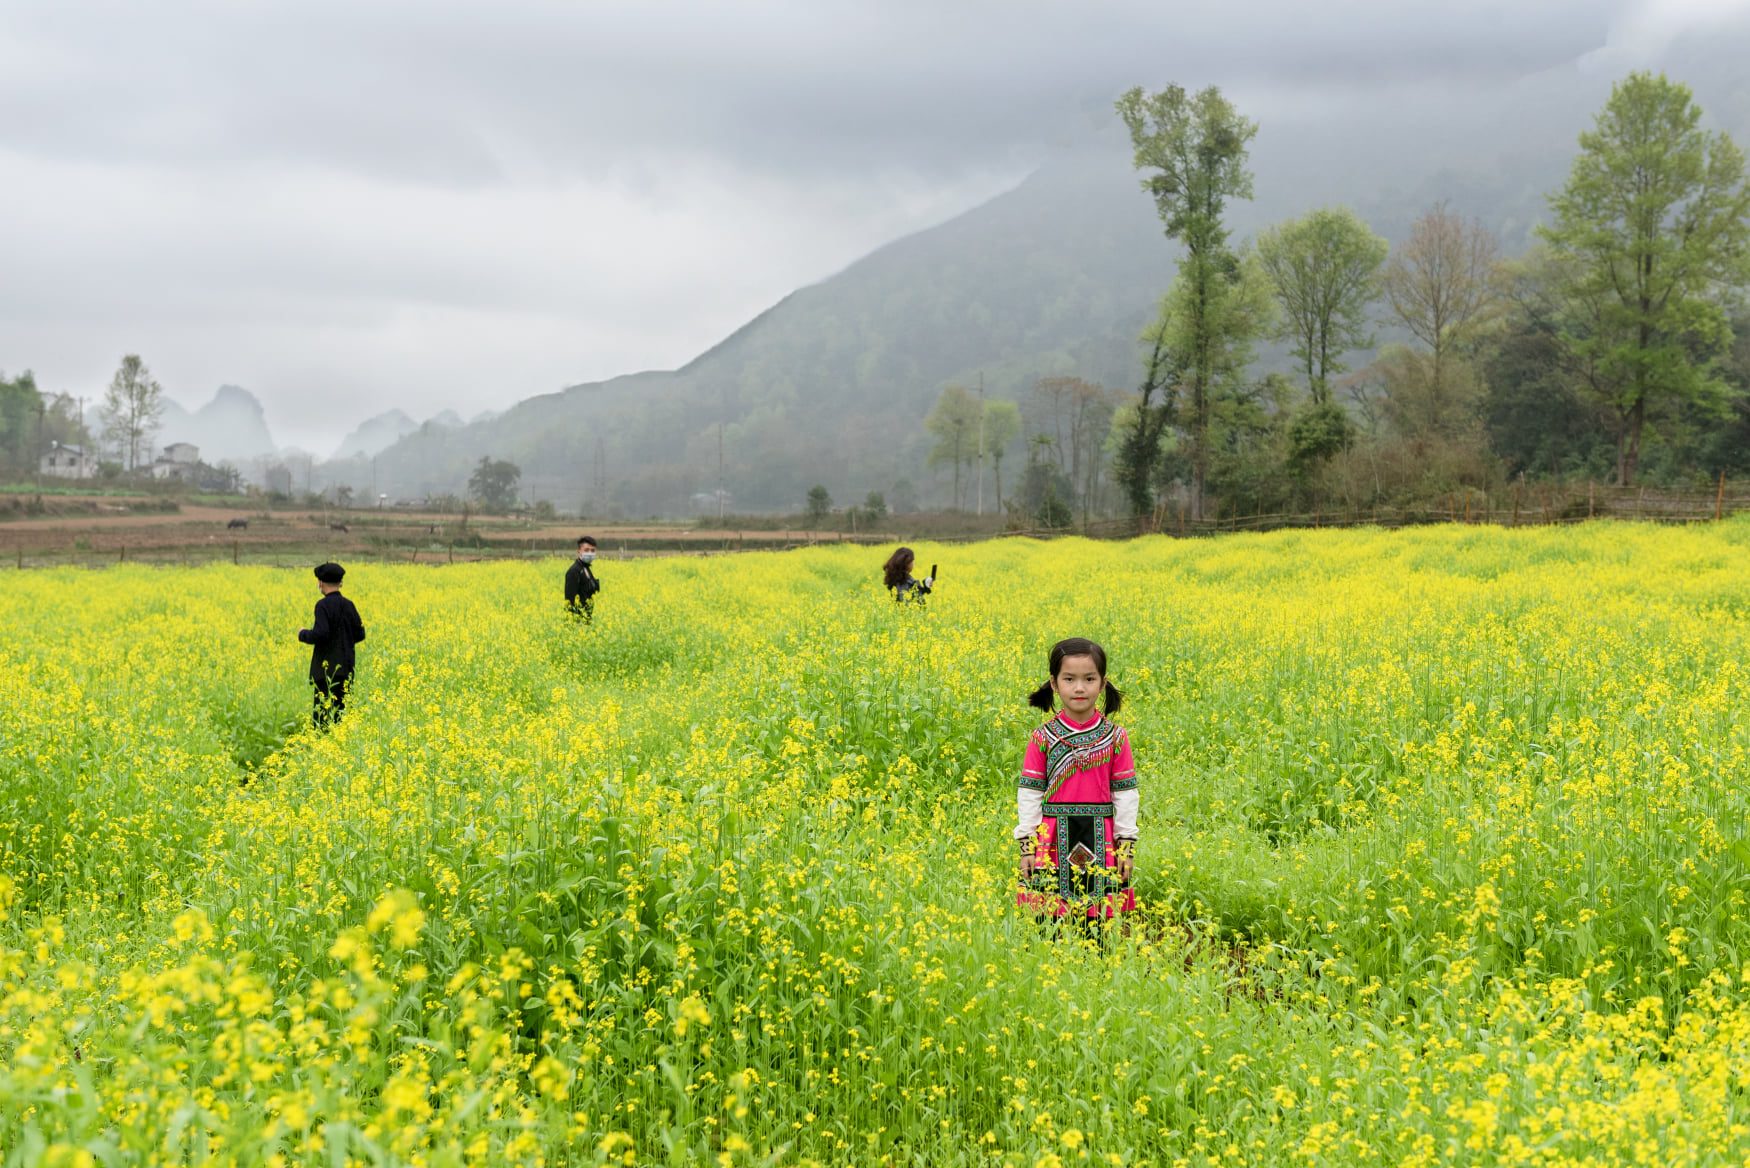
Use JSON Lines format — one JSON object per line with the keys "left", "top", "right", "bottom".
{"left": 1050, "top": 654, "right": 1104, "bottom": 719}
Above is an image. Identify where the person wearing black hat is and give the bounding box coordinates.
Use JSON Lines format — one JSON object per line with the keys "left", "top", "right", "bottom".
{"left": 298, "top": 562, "right": 366, "bottom": 728}
{"left": 564, "top": 535, "right": 601, "bottom": 622}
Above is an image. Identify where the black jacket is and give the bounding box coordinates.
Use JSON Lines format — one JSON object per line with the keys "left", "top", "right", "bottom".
{"left": 565, "top": 559, "right": 601, "bottom": 609}
{"left": 298, "top": 591, "right": 366, "bottom": 681}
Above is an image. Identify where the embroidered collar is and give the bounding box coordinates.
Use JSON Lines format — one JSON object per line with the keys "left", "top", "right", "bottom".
{"left": 1039, "top": 713, "right": 1120, "bottom": 798}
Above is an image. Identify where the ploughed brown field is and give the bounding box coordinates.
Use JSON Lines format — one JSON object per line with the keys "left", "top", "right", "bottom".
{"left": 0, "top": 496, "right": 883, "bottom": 564}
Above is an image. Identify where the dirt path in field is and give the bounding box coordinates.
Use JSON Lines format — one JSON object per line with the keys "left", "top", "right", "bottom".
{"left": 0, "top": 505, "right": 255, "bottom": 531}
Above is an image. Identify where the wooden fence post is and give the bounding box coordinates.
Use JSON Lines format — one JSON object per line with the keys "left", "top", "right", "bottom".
{"left": 232, "top": 540, "right": 239, "bottom": 565}
{"left": 1512, "top": 486, "right": 1520, "bottom": 527}
{"left": 118, "top": 545, "right": 125, "bottom": 563}
{"left": 1718, "top": 471, "right": 1727, "bottom": 521}
{"left": 1589, "top": 479, "right": 1595, "bottom": 519}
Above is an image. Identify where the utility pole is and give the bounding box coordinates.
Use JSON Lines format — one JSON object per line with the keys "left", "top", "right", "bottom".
{"left": 34, "top": 396, "right": 45, "bottom": 492}
{"left": 75, "top": 395, "right": 85, "bottom": 479}
{"left": 717, "top": 420, "right": 725, "bottom": 521}
{"left": 976, "top": 371, "right": 985, "bottom": 517}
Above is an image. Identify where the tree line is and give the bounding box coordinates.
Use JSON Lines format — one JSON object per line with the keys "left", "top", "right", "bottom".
{"left": 2, "top": 355, "right": 183, "bottom": 480}
{"left": 922, "top": 71, "right": 1750, "bottom": 526}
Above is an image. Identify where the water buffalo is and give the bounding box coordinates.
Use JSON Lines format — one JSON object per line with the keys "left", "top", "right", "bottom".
{"left": 226, "top": 518, "right": 248, "bottom": 530}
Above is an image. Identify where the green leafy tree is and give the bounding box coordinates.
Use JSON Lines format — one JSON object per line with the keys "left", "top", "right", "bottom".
{"left": 924, "top": 384, "right": 981, "bottom": 509}
{"left": 1539, "top": 71, "right": 1750, "bottom": 485}
{"left": 861, "top": 490, "right": 887, "bottom": 520}
{"left": 0, "top": 370, "right": 41, "bottom": 475}
{"left": 1155, "top": 250, "right": 1280, "bottom": 512}
{"left": 980, "top": 399, "right": 1022, "bottom": 513}
{"left": 98, "top": 355, "right": 164, "bottom": 473}
{"left": 1117, "top": 82, "right": 1259, "bottom": 519}
{"left": 1257, "top": 207, "right": 1389, "bottom": 405}
{"left": 1286, "top": 402, "right": 1353, "bottom": 478}
{"left": 467, "top": 456, "right": 522, "bottom": 511}
{"left": 805, "top": 484, "right": 832, "bottom": 525}
{"left": 1114, "top": 320, "right": 1180, "bottom": 517}
{"left": 1020, "top": 436, "right": 1074, "bottom": 527}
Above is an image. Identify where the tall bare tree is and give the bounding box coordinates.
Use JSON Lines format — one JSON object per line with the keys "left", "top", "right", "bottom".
{"left": 98, "top": 354, "right": 165, "bottom": 472}
{"left": 1379, "top": 205, "right": 1501, "bottom": 438}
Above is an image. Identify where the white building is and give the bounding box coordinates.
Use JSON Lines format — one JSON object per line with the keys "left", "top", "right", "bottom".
{"left": 39, "top": 440, "right": 97, "bottom": 479}
{"left": 150, "top": 442, "right": 201, "bottom": 481}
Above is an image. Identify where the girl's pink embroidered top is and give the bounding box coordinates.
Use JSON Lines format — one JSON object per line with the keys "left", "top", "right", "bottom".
{"left": 1014, "top": 711, "right": 1139, "bottom": 917}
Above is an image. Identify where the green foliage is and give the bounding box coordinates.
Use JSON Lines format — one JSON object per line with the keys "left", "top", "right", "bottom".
{"left": 1156, "top": 251, "right": 1281, "bottom": 510}
{"left": 1287, "top": 401, "right": 1354, "bottom": 477}
{"left": 805, "top": 483, "right": 832, "bottom": 523}
{"left": 981, "top": 398, "right": 1023, "bottom": 511}
{"left": 1539, "top": 71, "right": 1750, "bottom": 485}
{"left": 1019, "top": 442, "right": 1075, "bottom": 527}
{"left": 97, "top": 354, "right": 165, "bottom": 473}
{"left": 1117, "top": 82, "right": 1264, "bottom": 519}
{"left": 1256, "top": 207, "right": 1389, "bottom": 405}
{"left": 861, "top": 490, "right": 888, "bottom": 520}
{"left": 467, "top": 456, "right": 522, "bottom": 511}
{"left": 1114, "top": 326, "right": 1180, "bottom": 517}
{"left": 0, "top": 371, "right": 39, "bottom": 476}
{"left": 924, "top": 384, "right": 981, "bottom": 509}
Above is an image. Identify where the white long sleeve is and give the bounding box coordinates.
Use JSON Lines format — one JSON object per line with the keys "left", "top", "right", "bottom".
{"left": 1113, "top": 788, "right": 1139, "bottom": 840}
{"left": 1014, "top": 788, "right": 1045, "bottom": 839}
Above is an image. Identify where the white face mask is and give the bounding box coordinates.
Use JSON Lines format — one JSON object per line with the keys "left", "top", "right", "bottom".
{"left": 579, "top": 551, "right": 596, "bottom": 563}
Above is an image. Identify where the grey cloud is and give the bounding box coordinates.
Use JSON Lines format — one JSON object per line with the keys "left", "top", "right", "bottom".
{"left": 3, "top": 0, "right": 1621, "bottom": 186}
{"left": 0, "top": 0, "right": 1719, "bottom": 453}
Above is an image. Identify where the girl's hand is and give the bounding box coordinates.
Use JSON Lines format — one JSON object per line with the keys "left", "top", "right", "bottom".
{"left": 1017, "top": 842, "right": 1035, "bottom": 880}
{"left": 1116, "top": 841, "right": 1136, "bottom": 883}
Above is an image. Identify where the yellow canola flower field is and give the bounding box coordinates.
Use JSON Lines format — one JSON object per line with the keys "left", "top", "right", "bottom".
{"left": 4, "top": 521, "right": 1750, "bottom": 1167}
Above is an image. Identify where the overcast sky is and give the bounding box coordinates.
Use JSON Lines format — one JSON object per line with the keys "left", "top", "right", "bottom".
{"left": 2, "top": 0, "right": 1745, "bottom": 453}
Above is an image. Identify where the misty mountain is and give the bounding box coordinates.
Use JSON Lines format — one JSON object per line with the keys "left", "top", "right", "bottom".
{"left": 158, "top": 385, "right": 277, "bottom": 464}
{"left": 347, "top": 31, "right": 1750, "bottom": 515}
{"left": 331, "top": 409, "right": 418, "bottom": 460}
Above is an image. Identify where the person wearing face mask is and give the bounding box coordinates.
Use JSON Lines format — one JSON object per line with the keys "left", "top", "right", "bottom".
{"left": 565, "top": 535, "right": 602, "bottom": 622}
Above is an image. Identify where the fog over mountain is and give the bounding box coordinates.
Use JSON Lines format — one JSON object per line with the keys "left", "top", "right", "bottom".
{"left": 331, "top": 410, "right": 418, "bottom": 460}
{"left": 317, "top": 17, "right": 1750, "bottom": 514}
{"left": 157, "top": 385, "right": 277, "bottom": 464}
{"left": 6, "top": 0, "right": 1748, "bottom": 491}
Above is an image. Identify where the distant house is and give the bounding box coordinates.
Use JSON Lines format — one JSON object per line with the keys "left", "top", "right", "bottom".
{"left": 150, "top": 442, "right": 201, "bottom": 481}
{"left": 40, "top": 440, "right": 97, "bottom": 479}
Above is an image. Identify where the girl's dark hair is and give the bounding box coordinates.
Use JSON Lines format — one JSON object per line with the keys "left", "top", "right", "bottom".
{"left": 1028, "top": 636, "right": 1124, "bottom": 715}
{"left": 883, "top": 546, "right": 915, "bottom": 591}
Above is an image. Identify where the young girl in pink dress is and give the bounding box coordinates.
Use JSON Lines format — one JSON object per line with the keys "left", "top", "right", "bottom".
{"left": 1014, "top": 637, "right": 1139, "bottom": 920}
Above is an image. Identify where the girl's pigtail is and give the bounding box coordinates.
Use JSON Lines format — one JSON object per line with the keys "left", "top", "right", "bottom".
{"left": 1103, "top": 682, "right": 1124, "bottom": 715}
{"left": 1027, "top": 682, "right": 1056, "bottom": 711}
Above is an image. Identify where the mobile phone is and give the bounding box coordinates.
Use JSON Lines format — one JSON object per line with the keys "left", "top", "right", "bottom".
{"left": 930, "top": 563, "right": 938, "bottom": 580}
